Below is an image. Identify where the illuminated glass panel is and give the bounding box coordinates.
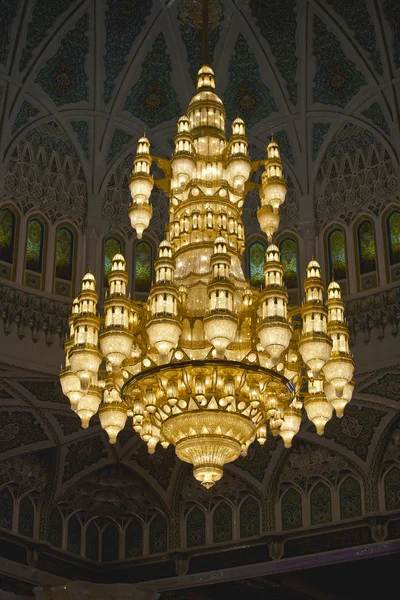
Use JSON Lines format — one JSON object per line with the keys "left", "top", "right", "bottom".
{"left": 279, "top": 238, "right": 298, "bottom": 289}
{"left": 249, "top": 241, "right": 266, "bottom": 287}
{"left": 134, "top": 241, "right": 152, "bottom": 293}
{"left": 25, "top": 218, "right": 44, "bottom": 273}
{"left": 104, "top": 237, "right": 121, "bottom": 283}
{"left": 388, "top": 211, "right": 400, "bottom": 265}
{"left": 0, "top": 209, "right": 15, "bottom": 264}
{"left": 357, "top": 220, "right": 376, "bottom": 275}
{"left": 328, "top": 228, "right": 347, "bottom": 280}
{"left": 55, "top": 227, "right": 73, "bottom": 281}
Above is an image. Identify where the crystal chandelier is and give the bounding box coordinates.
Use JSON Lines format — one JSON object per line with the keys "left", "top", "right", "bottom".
{"left": 60, "top": 65, "right": 355, "bottom": 488}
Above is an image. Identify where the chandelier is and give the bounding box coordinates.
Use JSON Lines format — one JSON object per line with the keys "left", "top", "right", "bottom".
{"left": 60, "top": 65, "right": 354, "bottom": 488}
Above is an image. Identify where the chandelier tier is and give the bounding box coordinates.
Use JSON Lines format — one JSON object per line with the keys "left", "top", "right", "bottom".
{"left": 60, "top": 66, "right": 355, "bottom": 488}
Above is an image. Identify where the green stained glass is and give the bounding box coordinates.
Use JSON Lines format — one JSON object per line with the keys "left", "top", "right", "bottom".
{"left": 134, "top": 241, "right": 152, "bottom": 293}
{"left": 55, "top": 227, "right": 73, "bottom": 280}
{"left": 328, "top": 228, "right": 347, "bottom": 280}
{"left": 25, "top": 218, "right": 44, "bottom": 273}
{"left": 279, "top": 238, "right": 298, "bottom": 289}
{"left": 388, "top": 211, "right": 400, "bottom": 265}
{"left": 0, "top": 209, "right": 15, "bottom": 264}
{"left": 357, "top": 220, "right": 376, "bottom": 275}
{"left": 249, "top": 242, "right": 266, "bottom": 287}
{"left": 104, "top": 237, "right": 121, "bottom": 283}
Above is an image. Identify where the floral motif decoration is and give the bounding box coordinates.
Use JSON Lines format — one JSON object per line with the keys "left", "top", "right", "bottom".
{"left": 19, "top": 0, "right": 77, "bottom": 71}
{"left": 0, "top": 0, "right": 21, "bottom": 65}
{"left": 313, "top": 16, "right": 367, "bottom": 108}
{"left": 328, "top": 0, "right": 383, "bottom": 74}
{"left": 361, "top": 373, "right": 400, "bottom": 401}
{"left": 20, "top": 380, "right": 68, "bottom": 404}
{"left": 178, "top": 0, "right": 224, "bottom": 82}
{"left": 54, "top": 413, "right": 81, "bottom": 436}
{"left": 312, "top": 122, "right": 331, "bottom": 161}
{"left": 274, "top": 130, "right": 295, "bottom": 165}
{"left": 383, "top": 0, "right": 400, "bottom": 68}
{"left": 0, "top": 411, "right": 47, "bottom": 451}
{"left": 106, "top": 129, "right": 133, "bottom": 164}
{"left": 11, "top": 100, "right": 40, "bottom": 134}
{"left": 103, "top": 0, "right": 152, "bottom": 103}
{"left": 130, "top": 443, "right": 176, "bottom": 491}
{"left": 224, "top": 34, "right": 277, "bottom": 128}
{"left": 71, "top": 120, "right": 89, "bottom": 158}
{"left": 362, "top": 102, "right": 391, "bottom": 136}
{"left": 63, "top": 435, "right": 107, "bottom": 482}
{"left": 249, "top": 0, "right": 298, "bottom": 104}
{"left": 235, "top": 436, "right": 277, "bottom": 481}
{"left": 124, "top": 33, "right": 180, "bottom": 128}
{"left": 35, "top": 14, "right": 89, "bottom": 106}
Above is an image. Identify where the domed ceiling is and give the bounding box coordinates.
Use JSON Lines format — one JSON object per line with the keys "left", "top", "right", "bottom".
{"left": 0, "top": 0, "right": 399, "bottom": 237}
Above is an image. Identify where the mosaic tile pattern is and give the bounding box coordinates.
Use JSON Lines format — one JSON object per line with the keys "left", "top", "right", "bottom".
{"left": 362, "top": 102, "right": 391, "bottom": 136}
{"left": 0, "top": 0, "right": 21, "bottom": 65}
{"left": 12, "top": 101, "right": 39, "bottom": 134}
{"left": 0, "top": 411, "right": 47, "bottom": 451}
{"left": 274, "top": 130, "right": 295, "bottom": 165}
{"left": 313, "top": 15, "right": 367, "bottom": 108}
{"left": 361, "top": 373, "right": 400, "bottom": 401}
{"left": 63, "top": 435, "right": 107, "bottom": 482}
{"left": 106, "top": 128, "right": 133, "bottom": 164}
{"left": 71, "top": 120, "right": 89, "bottom": 158}
{"left": 312, "top": 122, "right": 331, "bottom": 161}
{"left": 383, "top": 0, "right": 400, "bottom": 68}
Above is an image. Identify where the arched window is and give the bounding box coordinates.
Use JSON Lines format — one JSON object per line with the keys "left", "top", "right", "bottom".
{"left": 248, "top": 241, "right": 266, "bottom": 287}
{"left": 25, "top": 217, "right": 45, "bottom": 288}
{"left": 357, "top": 219, "right": 377, "bottom": 289}
{"left": 281, "top": 488, "right": 302, "bottom": 530}
{"left": 47, "top": 507, "right": 63, "bottom": 548}
{"left": 328, "top": 228, "right": 347, "bottom": 282}
{"left": 85, "top": 521, "right": 100, "bottom": 561}
{"left": 310, "top": 482, "right": 332, "bottom": 525}
{"left": 186, "top": 507, "right": 206, "bottom": 548}
{"left": 18, "top": 495, "right": 34, "bottom": 537}
{"left": 55, "top": 226, "right": 75, "bottom": 296}
{"left": 240, "top": 497, "right": 260, "bottom": 538}
{"left": 101, "top": 522, "right": 119, "bottom": 561}
{"left": 279, "top": 237, "right": 298, "bottom": 289}
{"left": 0, "top": 208, "right": 16, "bottom": 279}
{"left": 104, "top": 237, "right": 122, "bottom": 284}
{"left": 134, "top": 240, "right": 152, "bottom": 294}
{"left": 384, "top": 466, "right": 400, "bottom": 511}
{"left": 149, "top": 514, "right": 168, "bottom": 554}
{"left": 340, "top": 477, "right": 362, "bottom": 520}
{"left": 67, "top": 515, "right": 81, "bottom": 555}
{"left": 387, "top": 211, "right": 400, "bottom": 279}
{"left": 125, "top": 518, "right": 143, "bottom": 558}
{"left": 0, "top": 487, "right": 13, "bottom": 530}
{"left": 213, "top": 501, "right": 232, "bottom": 543}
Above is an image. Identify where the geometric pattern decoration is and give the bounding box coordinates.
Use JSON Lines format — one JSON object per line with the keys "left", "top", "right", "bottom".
{"left": 310, "top": 482, "right": 332, "bottom": 525}
{"left": 279, "top": 237, "right": 298, "bottom": 290}
{"left": 62, "top": 436, "right": 107, "bottom": 483}
{"left": 149, "top": 514, "right": 168, "bottom": 554}
{"left": 0, "top": 0, "right": 21, "bottom": 65}
{"left": 357, "top": 219, "right": 377, "bottom": 275}
{"left": 274, "top": 130, "right": 295, "bottom": 165}
{"left": 47, "top": 508, "right": 63, "bottom": 548}
{"left": 213, "top": 502, "right": 232, "bottom": 543}
{"left": 384, "top": 466, "right": 400, "bottom": 511}
{"left": 239, "top": 497, "right": 260, "bottom": 538}
{"left": 383, "top": 0, "right": 400, "bottom": 68}
{"left": 106, "top": 129, "right": 133, "bottom": 164}
{"left": 187, "top": 507, "right": 206, "bottom": 548}
{"left": 55, "top": 226, "right": 74, "bottom": 281}
{"left": 101, "top": 522, "right": 119, "bottom": 561}
{"left": 249, "top": 0, "right": 298, "bottom": 104}
{"left": 0, "top": 411, "right": 47, "bottom": 452}
{"left": 124, "top": 33, "right": 180, "bottom": 128}
{"left": 18, "top": 496, "right": 34, "bottom": 537}
{"left": 104, "top": 236, "right": 122, "bottom": 281}
{"left": 12, "top": 100, "right": 39, "bottom": 134}
{"left": 327, "top": 0, "right": 383, "bottom": 74}
{"left": 224, "top": 34, "right": 277, "bottom": 128}
{"left": 248, "top": 241, "right": 266, "bottom": 288}
{"left": 71, "top": 121, "right": 89, "bottom": 158}
{"left": 313, "top": 16, "right": 367, "bottom": 108}
{"left": 312, "top": 122, "right": 331, "bottom": 161}
{"left": 125, "top": 518, "right": 143, "bottom": 557}
{"left": 361, "top": 373, "right": 400, "bottom": 401}
{"left": 0, "top": 487, "right": 13, "bottom": 530}
{"left": 25, "top": 218, "right": 44, "bottom": 274}
{"left": 67, "top": 515, "right": 81, "bottom": 554}
{"left": 281, "top": 487, "right": 302, "bottom": 530}
{"left": 328, "top": 228, "right": 347, "bottom": 281}
{"left": 85, "top": 521, "right": 100, "bottom": 561}
{"left": 339, "top": 476, "right": 362, "bottom": 520}
{"left": 103, "top": 0, "right": 152, "bottom": 104}
{"left": 19, "top": 0, "right": 77, "bottom": 71}
{"left": 134, "top": 241, "right": 152, "bottom": 294}
{"left": 362, "top": 102, "right": 390, "bottom": 136}
{"left": 178, "top": 0, "right": 224, "bottom": 82}
{"left": 35, "top": 14, "right": 89, "bottom": 106}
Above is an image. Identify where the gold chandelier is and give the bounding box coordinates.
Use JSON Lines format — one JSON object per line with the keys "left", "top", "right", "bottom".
{"left": 60, "top": 65, "right": 354, "bottom": 488}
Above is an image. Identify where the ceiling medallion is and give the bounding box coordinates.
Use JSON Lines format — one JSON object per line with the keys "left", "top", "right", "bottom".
{"left": 60, "top": 65, "right": 354, "bottom": 488}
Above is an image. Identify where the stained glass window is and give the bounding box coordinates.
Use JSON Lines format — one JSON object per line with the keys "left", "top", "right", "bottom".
{"left": 187, "top": 507, "right": 206, "bottom": 547}
{"left": 101, "top": 522, "right": 119, "bottom": 561}
{"left": 104, "top": 237, "right": 121, "bottom": 283}
{"left": 67, "top": 515, "right": 81, "bottom": 554}
{"left": 357, "top": 220, "right": 376, "bottom": 275}
{"left": 328, "top": 228, "right": 347, "bottom": 281}
{"left": 281, "top": 488, "right": 302, "bottom": 530}
{"left": 18, "top": 495, "right": 34, "bottom": 537}
{"left": 55, "top": 227, "right": 74, "bottom": 281}
{"left": 134, "top": 241, "right": 152, "bottom": 293}
{"left": 240, "top": 497, "right": 260, "bottom": 538}
{"left": 387, "top": 211, "right": 400, "bottom": 265}
{"left": 125, "top": 518, "right": 143, "bottom": 557}
{"left": 340, "top": 477, "right": 362, "bottom": 520}
{"left": 310, "top": 482, "right": 332, "bottom": 525}
{"left": 149, "top": 514, "right": 168, "bottom": 554}
{"left": 249, "top": 242, "right": 266, "bottom": 287}
{"left": 279, "top": 238, "right": 298, "bottom": 289}
{"left": 213, "top": 502, "right": 232, "bottom": 543}
{"left": 385, "top": 467, "right": 400, "bottom": 511}
{"left": 0, "top": 487, "right": 13, "bottom": 530}
{"left": 25, "top": 218, "right": 44, "bottom": 273}
{"left": 47, "top": 508, "right": 62, "bottom": 548}
{"left": 86, "top": 521, "right": 99, "bottom": 561}
{"left": 0, "top": 209, "right": 16, "bottom": 264}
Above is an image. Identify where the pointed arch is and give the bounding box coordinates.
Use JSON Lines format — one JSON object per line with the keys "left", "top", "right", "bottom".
{"left": 18, "top": 495, "right": 35, "bottom": 537}
{"left": 385, "top": 209, "right": 400, "bottom": 281}
{"left": 85, "top": 520, "right": 100, "bottom": 561}
{"left": 339, "top": 476, "right": 362, "bottom": 520}
{"left": 384, "top": 466, "right": 400, "bottom": 512}
{"left": 67, "top": 514, "right": 82, "bottom": 555}
{"left": 149, "top": 513, "right": 168, "bottom": 554}
{"left": 213, "top": 501, "right": 233, "bottom": 543}
{"left": 101, "top": 521, "right": 119, "bottom": 561}
{"left": 54, "top": 224, "right": 76, "bottom": 296}
{"left": 186, "top": 505, "right": 206, "bottom": 548}
{"left": 0, "top": 206, "right": 18, "bottom": 280}
{"left": 25, "top": 216, "right": 46, "bottom": 289}
{"left": 134, "top": 239, "right": 153, "bottom": 295}
{"left": 355, "top": 217, "right": 378, "bottom": 290}
{"left": 47, "top": 507, "right": 63, "bottom": 548}
{"left": 248, "top": 240, "right": 266, "bottom": 287}
{"left": 103, "top": 235, "right": 124, "bottom": 285}
{"left": 239, "top": 496, "right": 260, "bottom": 538}
{"left": 326, "top": 226, "right": 348, "bottom": 293}
{"left": 0, "top": 487, "right": 14, "bottom": 530}
{"left": 281, "top": 487, "right": 303, "bottom": 530}
{"left": 310, "top": 482, "right": 332, "bottom": 525}
{"left": 125, "top": 517, "right": 143, "bottom": 558}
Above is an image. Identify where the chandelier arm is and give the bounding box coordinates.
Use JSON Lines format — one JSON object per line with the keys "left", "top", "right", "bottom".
{"left": 150, "top": 155, "right": 172, "bottom": 177}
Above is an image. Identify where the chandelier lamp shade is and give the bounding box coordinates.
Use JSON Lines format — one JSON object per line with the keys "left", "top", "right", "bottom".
{"left": 60, "top": 66, "right": 355, "bottom": 488}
